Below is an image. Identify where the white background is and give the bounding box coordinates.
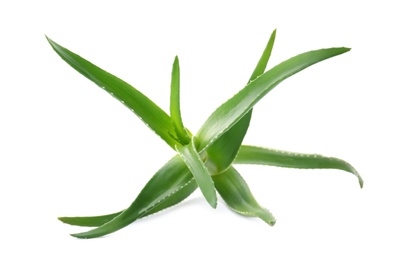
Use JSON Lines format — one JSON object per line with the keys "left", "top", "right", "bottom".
{"left": 1, "top": 0, "right": 398, "bottom": 259}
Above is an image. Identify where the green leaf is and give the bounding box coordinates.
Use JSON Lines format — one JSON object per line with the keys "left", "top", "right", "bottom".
{"left": 196, "top": 47, "right": 350, "bottom": 153}
{"left": 59, "top": 212, "right": 120, "bottom": 227}
{"left": 170, "top": 56, "right": 190, "bottom": 144}
{"left": 206, "top": 29, "right": 276, "bottom": 172}
{"left": 213, "top": 167, "right": 276, "bottom": 225}
{"left": 46, "top": 37, "right": 180, "bottom": 149}
{"left": 235, "top": 145, "right": 363, "bottom": 188}
{"left": 248, "top": 29, "right": 276, "bottom": 81}
{"left": 59, "top": 175, "right": 197, "bottom": 227}
{"left": 70, "top": 155, "right": 196, "bottom": 238}
{"left": 176, "top": 137, "right": 217, "bottom": 208}
{"left": 206, "top": 115, "right": 252, "bottom": 173}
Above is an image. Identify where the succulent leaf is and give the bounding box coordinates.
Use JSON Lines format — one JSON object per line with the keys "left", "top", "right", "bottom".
{"left": 170, "top": 56, "right": 190, "bottom": 144}
{"left": 196, "top": 47, "right": 350, "bottom": 153}
{"left": 235, "top": 145, "right": 363, "bottom": 188}
{"left": 46, "top": 37, "right": 180, "bottom": 149}
{"left": 59, "top": 213, "right": 120, "bottom": 227}
{"left": 58, "top": 176, "right": 197, "bottom": 227}
{"left": 70, "top": 155, "right": 195, "bottom": 238}
{"left": 248, "top": 29, "right": 277, "bottom": 81}
{"left": 213, "top": 167, "right": 276, "bottom": 225}
{"left": 176, "top": 138, "right": 217, "bottom": 208}
{"left": 206, "top": 29, "right": 276, "bottom": 172}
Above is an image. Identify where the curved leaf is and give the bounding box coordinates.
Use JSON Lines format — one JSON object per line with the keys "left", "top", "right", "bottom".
{"left": 46, "top": 37, "right": 179, "bottom": 149}
{"left": 59, "top": 176, "right": 197, "bottom": 227}
{"left": 213, "top": 167, "right": 276, "bottom": 225}
{"left": 176, "top": 138, "right": 217, "bottom": 208}
{"left": 235, "top": 145, "right": 363, "bottom": 188}
{"left": 206, "top": 29, "right": 276, "bottom": 172}
{"left": 196, "top": 47, "right": 350, "bottom": 153}
{"left": 70, "top": 155, "right": 196, "bottom": 238}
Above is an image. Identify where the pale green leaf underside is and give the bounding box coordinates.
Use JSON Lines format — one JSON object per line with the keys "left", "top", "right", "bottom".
{"left": 46, "top": 37, "right": 179, "bottom": 149}
{"left": 69, "top": 155, "right": 196, "bottom": 238}
{"left": 197, "top": 47, "right": 350, "bottom": 153}
{"left": 206, "top": 29, "right": 276, "bottom": 172}
{"left": 176, "top": 138, "right": 217, "bottom": 208}
{"left": 235, "top": 145, "right": 363, "bottom": 188}
{"left": 213, "top": 167, "right": 276, "bottom": 225}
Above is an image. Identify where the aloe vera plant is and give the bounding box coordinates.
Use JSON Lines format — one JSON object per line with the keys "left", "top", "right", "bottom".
{"left": 47, "top": 30, "right": 363, "bottom": 239}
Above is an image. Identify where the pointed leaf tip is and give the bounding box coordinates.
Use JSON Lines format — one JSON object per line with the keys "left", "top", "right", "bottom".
{"left": 206, "top": 28, "right": 277, "bottom": 172}
{"left": 46, "top": 36, "right": 179, "bottom": 149}
{"left": 63, "top": 155, "right": 196, "bottom": 238}
{"left": 235, "top": 145, "right": 363, "bottom": 189}
{"left": 170, "top": 55, "right": 190, "bottom": 144}
{"left": 213, "top": 167, "right": 276, "bottom": 225}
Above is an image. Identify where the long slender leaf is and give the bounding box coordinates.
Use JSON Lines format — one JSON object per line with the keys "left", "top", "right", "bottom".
{"left": 59, "top": 176, "right": 197, "bottom": 227}
{"left": 46, "top": 37, "right": 180, "bottom": 149}
{"left": 235, "top": 145, "right": 363, "bottom": 188}
{"left": 59, "top": 213, "right": 120, "bottom": 228}
{"left": 70, "top": 155, "right": 196, "bottom": 238}
{"left": 213, "top": 166, "right": 276, "bottom": 225}
{"left": 170, "top": 56, "right": 190, "bottom": 144}
{"left": 176, "top": 138, "right": 217, "bottom": 208}
{"left": 206, "top": 30, "right": 276, "bottom": 172}
{"left": 196, "top": 47, "right": 350, "bottom": 153}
